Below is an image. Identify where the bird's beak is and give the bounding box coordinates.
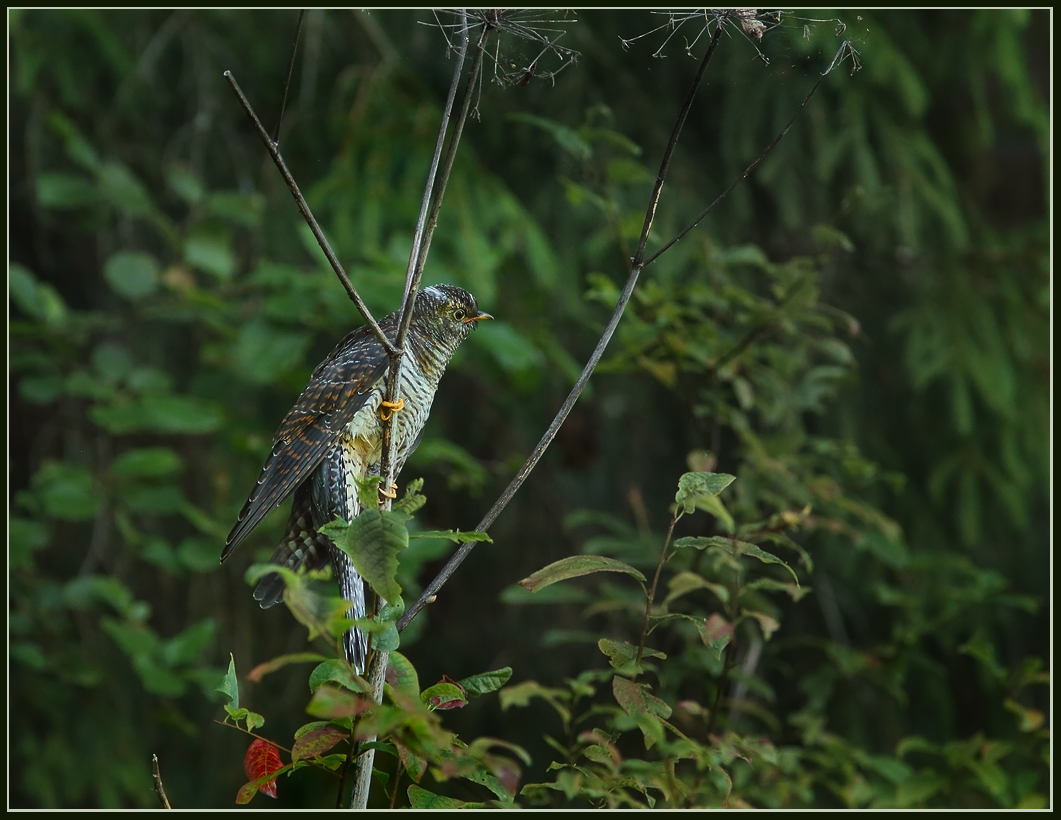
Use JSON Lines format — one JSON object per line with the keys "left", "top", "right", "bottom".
{"left": 465, "top": 311, "right": 493, "bottom": 328}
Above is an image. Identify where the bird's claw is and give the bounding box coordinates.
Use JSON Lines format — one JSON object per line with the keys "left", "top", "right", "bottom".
{"left": 378, "top": 482, "right": 398, "bottom": 499}
{"left": 379, "top": 397, "right": 405, "bottom": 421}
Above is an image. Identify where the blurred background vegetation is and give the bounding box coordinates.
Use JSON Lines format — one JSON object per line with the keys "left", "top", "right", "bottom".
{"left": 8, "top": 9, "right": 1049, "bottom": 808}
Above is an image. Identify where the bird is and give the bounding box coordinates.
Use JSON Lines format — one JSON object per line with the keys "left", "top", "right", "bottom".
{"left": 221, "top": 284, "right": 492, "bottom": 673}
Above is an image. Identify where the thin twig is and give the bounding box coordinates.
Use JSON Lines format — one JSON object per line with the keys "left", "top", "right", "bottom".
{"left": 634, "top": 510, "right": 679, "bottom": 671}
{"left": 273, "top": 9, "right": 305, "bottom": 146}
{"left": 151, "top": 754, "right": 172, "bottom": 809}
{"left": 223, "top": 70, "right": 396, "bottom": 356}
{"left": 644, "top": 40, "right": 855, "bottom": 270}
{"left": 398, "top": 21, "right": 728, "bottom": 634}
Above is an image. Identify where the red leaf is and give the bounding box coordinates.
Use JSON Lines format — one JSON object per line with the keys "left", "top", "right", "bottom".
{"left": 243, "top": 738, "right": 282, "bottom": 799}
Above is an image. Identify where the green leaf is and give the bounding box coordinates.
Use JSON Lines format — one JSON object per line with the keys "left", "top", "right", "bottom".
{"left": 598, "top": 638, "right": 665, "bottom": 672}
{"left": 234, "top": 317, "right": 310, "bottom": 385}
{"left": 741, "top": 609, "right": 781, "bottom": 640}
{"left": 519, "top": 555, "right": 646, "bottom": 592}
{"left": 675, "top": 472, "right": 736, "bottom": 514}
{"left": 409, "top": 529, "right": 492, "bottom": 544}
{"left": 119, "top": 483, "right": 186, "bottom": 514}
{"left": 664, "top": 570, "right": 730, "bottom": 606}
{"left": 184, "top": 225, "right": 235, "bottom": 280}
{"left": 309, "top": 659, "right": 368, "bottom": 694}
{"left": 407, "top": 784, "right": 473, "bottom": 809}
{"left": 161, "top": 618, "right": 216, "bottom": 666}
{"left": 91, "top": 341, "right": 134, "bottom": 384}
{"left": 110, "top": 447, "right": 183, "bottom": 478}
{"left": 393, "top": 477, "right": 426, "bottom": 514}
{"left": 672, "top": 536, "right": 799, "bottom": 585}
{"left": 36, "top": 171, "right": 97, "bottom": 209}
{"left": 612, "top": 676, "right": 671, "bottom": 749}
{"left": 32, "top": 461, "right": 101, "bottom": 521}
{"left": 9, "top": 262, "right": 66, "bottom": 324}
{"left": 103, "top": 251, "right": 160, "bottom": 300}
{"left": 321, "top": 509, "right": 410, "bottom": 604}
{"left": 165, "top": 163, "right": 204, "bottom": 204}
{"left": 63, "top": 575, "right": 137, "bottom": 616}
{"left": 458, "top": 667, "right": 513, "bottom": 697}
{"left": 90, "top": 394, "right": 225, "bottom": 434}
{"left": 98, "top": 161, "right": 154, "bottom": 217}
{"left": 9, "top": 517, "right": 50, "bottom": 570}
{"left": 421, "top": 682, "right": 467, "bottom": 710}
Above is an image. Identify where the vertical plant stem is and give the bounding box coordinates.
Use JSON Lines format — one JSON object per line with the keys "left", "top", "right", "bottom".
{"left": 353, "top": 10, "right": 474, "bottom": 810}
{"left": 634, "top": 511, "right": 679, "bottom": 671}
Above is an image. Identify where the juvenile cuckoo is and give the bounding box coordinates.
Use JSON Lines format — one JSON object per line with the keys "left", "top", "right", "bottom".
{"left": 221, "top": 284, "right": 492, "bottom": 672}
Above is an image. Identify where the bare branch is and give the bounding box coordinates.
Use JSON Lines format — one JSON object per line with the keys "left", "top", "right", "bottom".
{"left": 151, "top": 754, "right": 172, "bottom": 809}
{"left": 643, "top": 40, "right": 856, "bottom": 270}
{"left": 397, "top": 21, "right": 728, "bottom": 633}
{"left": 273, "top": 9, "right": 305, "bottom": 145}
{"left": 222, "top": 70, "right": 397, "bottom": 356}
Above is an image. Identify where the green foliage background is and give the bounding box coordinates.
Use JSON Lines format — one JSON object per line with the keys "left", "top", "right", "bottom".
{"left": 8, "top": 9, "right": 1049, "bottom": 808}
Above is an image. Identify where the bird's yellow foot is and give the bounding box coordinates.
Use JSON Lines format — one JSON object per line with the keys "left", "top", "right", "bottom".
{"left": 379, "top": 397, "right": 405, "bottom": 421}
{"left": 378, "top": 482, "right": 398, "bottom": 499}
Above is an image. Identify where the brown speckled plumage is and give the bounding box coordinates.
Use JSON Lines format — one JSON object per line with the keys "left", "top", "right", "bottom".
{"left": 222, "top": 285, "right": 491, "bottom": 672}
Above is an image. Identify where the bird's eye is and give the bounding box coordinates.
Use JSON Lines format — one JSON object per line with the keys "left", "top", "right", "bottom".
{"left": 453, "top": 309, "right": 466, "bottom": 322}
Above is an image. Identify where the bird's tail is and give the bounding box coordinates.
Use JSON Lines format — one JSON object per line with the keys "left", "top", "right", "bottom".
{"left": 253, "top": 485, "right": 369, "bottom": 674}
{"left": 332, "top": 547, "right": 369, "bottom": 675}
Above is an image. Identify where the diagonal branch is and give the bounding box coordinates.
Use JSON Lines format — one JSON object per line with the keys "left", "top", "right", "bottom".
{"left": 223, "top": 70, "right": 397, "bottom": 356}
{"left": 397, "top": 15, "right": 732, "bottom": 633}
{"left": 272, "top": 9, "right": 305, "bottom": 146}
{"left": 645, "top": 40, "right": 857, "bottom": 270}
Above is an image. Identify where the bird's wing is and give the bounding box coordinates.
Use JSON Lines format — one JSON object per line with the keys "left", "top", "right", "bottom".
{"left": 221, "top": 324, "right": 393, "bottom": 561}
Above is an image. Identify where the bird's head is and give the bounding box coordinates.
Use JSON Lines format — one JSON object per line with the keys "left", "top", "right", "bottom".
{"left": 415, "top": 284, "right": 493, "bottom": 344}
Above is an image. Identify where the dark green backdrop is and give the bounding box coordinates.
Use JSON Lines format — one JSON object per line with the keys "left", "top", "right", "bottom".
{"left": 9, "top": 9, "right": 1049, "bottom": 809}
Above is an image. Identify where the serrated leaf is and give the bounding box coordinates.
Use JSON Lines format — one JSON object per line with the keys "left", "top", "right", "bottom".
{"left": 322, "top": 510, "right": 409, "bottom": 604}
{"left": 216, "top": 653, "right": 239, "bottom": 709}
{"left": 394, "top": 477, "right": 426, "bottom": 514}
{"left": 519, "top": 555, "right": 645, "bottom": 592}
